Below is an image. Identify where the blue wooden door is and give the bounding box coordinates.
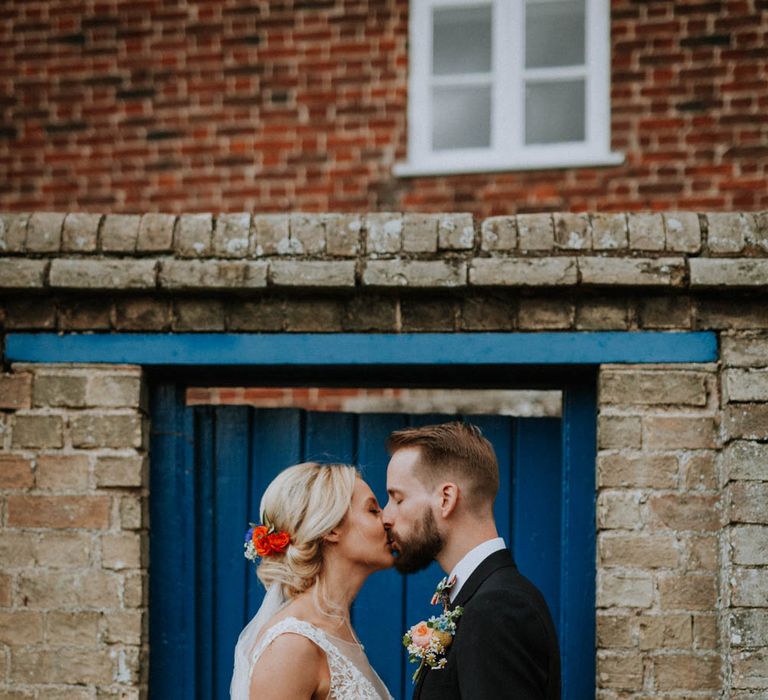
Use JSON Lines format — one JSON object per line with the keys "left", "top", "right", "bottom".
{"left": 150, "top": 386, "right": 595, "bottom": 699}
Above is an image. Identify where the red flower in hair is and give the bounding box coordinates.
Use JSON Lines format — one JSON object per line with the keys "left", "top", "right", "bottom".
{"left": 248, "top": 522, "right": 291, "bottom": 558}
{"left": 267, "top": 531, "right": 291, "bottom": 553}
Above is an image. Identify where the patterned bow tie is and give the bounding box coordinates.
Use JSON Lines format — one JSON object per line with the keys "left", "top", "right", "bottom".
{"left": 431, "top": 574, "right": 457, "bottom": 607}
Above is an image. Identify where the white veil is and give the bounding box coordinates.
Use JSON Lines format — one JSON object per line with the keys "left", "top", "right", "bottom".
{"left": 230, "top": 582, "right": 289, "bottom": 699}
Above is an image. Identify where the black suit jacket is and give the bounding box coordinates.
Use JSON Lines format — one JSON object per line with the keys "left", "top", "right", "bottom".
{"left": 413, "top": 549, "right": 560, "bottom": 700}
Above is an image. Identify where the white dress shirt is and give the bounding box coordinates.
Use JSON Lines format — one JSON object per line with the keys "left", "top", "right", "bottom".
{"left": 447, "top": 537, "right": 507, "bottom": 603}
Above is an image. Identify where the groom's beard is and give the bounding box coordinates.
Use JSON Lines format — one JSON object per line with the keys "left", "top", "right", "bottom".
{"left": 392, "top": 508, "right": 443, "bottom": 574}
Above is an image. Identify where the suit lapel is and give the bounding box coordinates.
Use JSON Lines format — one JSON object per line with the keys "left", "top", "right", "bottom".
{"left": 450, "top": 548, "right": 516, "bottom": 610}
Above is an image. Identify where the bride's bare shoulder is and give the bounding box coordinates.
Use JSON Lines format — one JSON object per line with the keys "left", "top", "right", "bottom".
{"left": 250, "top": 630, "right": 328, "bottom": 698}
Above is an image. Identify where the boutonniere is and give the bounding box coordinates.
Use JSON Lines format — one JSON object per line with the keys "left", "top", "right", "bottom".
{"left": 403, "top": 575, "right": 463, "bottom": 683}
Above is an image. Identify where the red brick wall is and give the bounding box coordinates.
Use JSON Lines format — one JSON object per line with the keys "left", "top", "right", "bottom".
{"left": 1, "top": 0, "right": 766, "bottom": 215}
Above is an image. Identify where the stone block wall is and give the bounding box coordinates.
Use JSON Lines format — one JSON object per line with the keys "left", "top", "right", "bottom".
{"left": 1, "top": 210, "right": 767, "bottom": 698}
{"left": 0, "top": 365, "right": 149, "bottom": 699}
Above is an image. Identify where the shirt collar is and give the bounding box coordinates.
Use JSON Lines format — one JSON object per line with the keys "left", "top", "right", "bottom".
{"left": 447, "top": 537, "right": 506, "bottom": 603}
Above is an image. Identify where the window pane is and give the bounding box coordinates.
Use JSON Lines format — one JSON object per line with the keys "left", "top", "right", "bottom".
{"left": 433, "top": 5, "right": 492, "bottom": 75}
{"left": 525, "top": 0, "right": 585, "bottom": 68}
{"left": 432, "top": 85, "right": 491, "bottom": 150}
{"left": 525, "top": 80, "right": 585, "bottom": 144}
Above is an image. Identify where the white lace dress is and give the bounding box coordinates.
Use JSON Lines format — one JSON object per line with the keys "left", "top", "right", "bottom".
{"left": 245, "top": 616, "right": 393, "bottom": 700}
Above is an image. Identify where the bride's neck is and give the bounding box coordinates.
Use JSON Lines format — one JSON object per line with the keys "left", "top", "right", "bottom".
{"left": 302, "top": 560, "right": 367, "bottom": 628}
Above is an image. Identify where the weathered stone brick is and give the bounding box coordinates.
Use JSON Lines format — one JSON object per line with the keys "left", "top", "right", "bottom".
{"left": 11, "top": 414, "right": 64, "bottom": 448}
{"left": 460, "top": 294, "right": 516, "bottom": 331}
{"left": 596, "top": 653, "right": 643, "bottom": 690}
{"left": 480, "top": 216, "right": 517, "bottom": 251}
{"left": 600, "top": 370, "right": 708, "bottom": 406}
{"left": 176, "top": 213, "right": 213, "bottom": 257}
{"left": 731, "top": 610, "right": 768, "bottom": 647}
{"left": 62, "top": 212, "right": 101, "bottom": 252}
{"left": 722, "top": 334, "right": 768, "bottom": 367}
{"left": 26, "top": 212, "right": 65, "bottom": 252}
{"left": 663, "top": 212, "right": 701, "bottom": 253}
{"left": 707, "top": 212, "right": 754, "bottom": 254}
{"left": 173, "top": 299, "right": 227, "bottom": 331}
{"left": 642, "top": 415, "right": 717, "bottom": 449}
{"left": 518, "top": 298, "right": 575, "bottom": 329}
{"left": 517, "top": 213, "right": 554, "bottom": 251}
{"left": 732, "top": 648, "right": 768, "bottom": 689}
{"left": 0, "top": 454, "right": 34, "bottom": 489}
{"left": 575, "top": 298, "right": 629, "bottom": 330}
{"left": 95, "top": 454, "right": 146, "bottom": 488}
{"left": 731, "top": 525, "right": 768, "bottom": 565}
{"left": 591, "top": 213, "right": 628, "bottom": 250}
{"left": 469, "top": 257, "right": 577, "bottom": 286}
{"left": 438, "top": 213, "right": 474, "bottom": 250}
{"left": 725, "top": 406, "right": 768, "bottom": 441}
{"left": 729, "top": 481, "right": 768, "bottom": 523}
{"left": 0, "top": 611, "right": 44, "bottom": 644}
{"left": 10, "top": 647, "right": 114, "bottom": 684}
{"left": 70, "top": 413, "right": 143, "bottom": 449}
{"left": 290, "top": 213, "right": 326, "bottom": 254}
{"left": 7, "top": 495, "right": 110, "bottom": 528}
{"left": 653, "top": 654, "right": 721, "bottom": 690}
{"left": 725, "top": 441, "right": 768, "bottom": 480}
{"left": 105, "top": 610, "right": 144, "bottom": 645}
{"left": 579, "top": 256, "right": 685, "bottom": 286}
{"left": 58, "top": 297, "right": 112, "bottom": 330}
{"left": 658, "top": 573, "right": 717, "bottom": 610}
{"left": 119, "top": 495, "right": 147, "bottom": 530}
{"left": 648, "top": 493, "right": 721, "bottom": 531}
{"left": 342, "top": 295, "right": 398, "bottom": 332}
{"left": 50, "top": 259, "right": 157, "bottom": 289}
{"left": 681, "top": 451, "right": 717, "bottom": 490}
{"left": 363, "top": 260, "right": 465, "bottom": 287}
{"left": 86, "top": 373, "right": 142, "bottom": 408}
{"left": 686, "top": 534, "right": 718, "bottom": 571}
{"left": 597, "top": 571, "right": 653, "bottom": 608}
{"left": 0, "top": 259, "right": 48, "bottom": 288}
{"left": 600, "top": 533, "right": 679, "bottom": 568}
{"left": 401, "top": 297, "right": 456, "bottom": 331}
{"left": 0, "top": 373, "right": 32, "bottom": 409}
{"left": 137, "top": 213, "right": 175, "bottom": 252}
{"left": 228, "top": 298, "right": 284, "bottom": 331}
{"left": 211, "top": 212, "right": 251, "bottom": 258}
{"left": 0, "top": 531, "right": 37, "bottom": 567}
{"left": 35, "top": 531, "right": 92, "bottom": 568}
{"left": 160, "top": 259, "right": 267, "bottom": 290}
{"left": 596, "top": 615, "right": 632, "bottom": 648}
{"left": 284, "top": 298, "right": 344, "bottom": 332}
{"left": 123, "top": 572, "right": 149, "bottom": 608}
{"left": 0, "top": 212, "right": 29, "bottom": 252}
{"left": 324, "top": 214, "right": 362, "bottom": 257}
{"left": 0, "top": 573, "right": 11, "bottom": 606}
{"left": 102, "top": 532, "right": 145, "bottom": 569}
{"left": 726, "top": 368, "right": 768, "bottom": 402}
{"left": 638, "top": 614, "right": 692, "bottom": 650}
{"left": 365, "top": 212, "right": 402, "bottom": 254}
{"left": 402, "top": 213, "right": 439, "bottom": 253}
{"left": 253, "top": 214, "right": 290, "bottom": 255}
{"left": 691, "top": 259, "right": 768, "bottom": 288}
{"left": 18, "top": 570, "right": 120, "bottom": 608}
{"left": 598, "top": 452, "right": 678, "bottom": 488}
{"left": 32, "top": 373, "right": 87, "bottom": 407}
{"left": 598, "top": 415, "right": 642, "bottom": 449}
{"left": 639, "top": 295, "right": 693, "bottom": 329}
{"left": 554, "top": 212, "right": 592, "bottom": 250}
{"left": 101, "top": 214, "right": 140, "bottom": 253}
{"left": 628, "top": 212, "right": 665, "bottom": 250}
{"left": 270, "top": 260, "right": 356, "bottom": 287}
{"left": 36, "top": 454, "right": 90, "bottom": 491}
{"left": 114, "top": 296, "right": 172, "bottom": 331}
{"left": 731, "top": 567, "right": 768, "bottom": 607}
{"left": 693, "top": 614, "right": 718, "bottom": 650}
{"left": 4, "top": 298, "right": 56, "bottom": 330}
{"left": 597, "top": 491, "right": 642, "bottom": 530}
{"left": 45, "top": 610, "right": 100, "bottom": 646}
{"left": 696, "top": 298, "right": 768, "bottom": 330}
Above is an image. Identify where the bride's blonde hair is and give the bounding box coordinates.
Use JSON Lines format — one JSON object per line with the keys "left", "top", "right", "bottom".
{"left": 256, "top": 461, "right": 358, "bottom": 599}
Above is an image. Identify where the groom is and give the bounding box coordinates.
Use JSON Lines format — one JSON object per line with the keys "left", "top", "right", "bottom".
{"left": 382, "top": 422, "right": 560, "bottom": 699}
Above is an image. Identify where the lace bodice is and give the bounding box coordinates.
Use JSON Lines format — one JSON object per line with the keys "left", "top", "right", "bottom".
{"left": 248, "top": 616, "right": 393, "bottom": 700}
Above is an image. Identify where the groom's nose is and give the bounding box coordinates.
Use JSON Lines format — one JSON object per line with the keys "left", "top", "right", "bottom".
{"left": 381, "top": 501, "right": 394, "bottom": 527}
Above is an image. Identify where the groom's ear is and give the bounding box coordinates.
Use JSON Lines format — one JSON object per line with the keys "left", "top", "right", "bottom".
{"left": 438, "top": 483, "right": 459, "bottom": 518}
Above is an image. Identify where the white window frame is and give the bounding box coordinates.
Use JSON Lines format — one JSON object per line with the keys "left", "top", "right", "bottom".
{"left": 394, "top": 0, "right": 624, "bottom": 177}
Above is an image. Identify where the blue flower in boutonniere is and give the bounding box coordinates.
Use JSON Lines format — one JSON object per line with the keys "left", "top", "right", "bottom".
{"left": 403, "top": 575, "right": 463, "bottom": 682}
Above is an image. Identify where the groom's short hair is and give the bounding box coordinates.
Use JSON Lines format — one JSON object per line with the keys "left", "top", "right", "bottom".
{"left": 386, "top": 421, "right": 499, "bottom": 512}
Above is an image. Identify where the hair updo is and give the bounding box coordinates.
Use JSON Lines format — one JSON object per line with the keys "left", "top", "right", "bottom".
{"left": 256, "top": 462, "right": 357, "bottom": 599}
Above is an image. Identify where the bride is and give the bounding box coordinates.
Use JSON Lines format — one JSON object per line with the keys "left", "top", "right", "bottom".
{"left": 230, "top": 462, "right": 395, "bottom": 699}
